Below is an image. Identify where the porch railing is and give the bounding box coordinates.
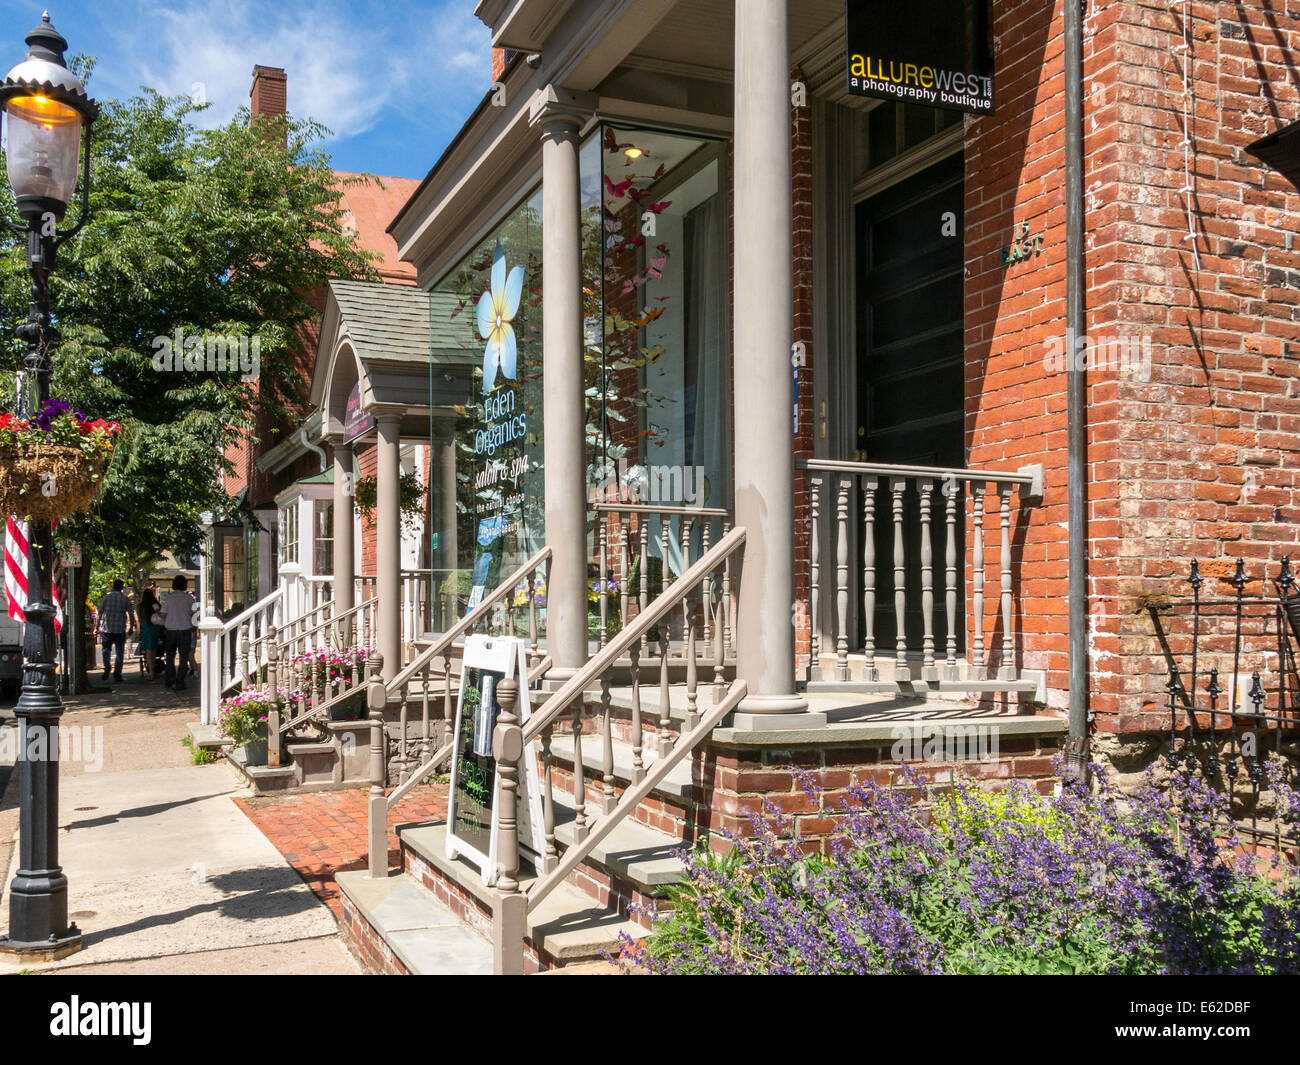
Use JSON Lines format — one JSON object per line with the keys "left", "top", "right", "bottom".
{"left": 801, "top": 459, "right": 1042, "bottom": 690}
{"left": 593, "top": 502, "right": 735, "bottom": 656}
{"left": 364, "top": 547, "right": 553, "bottom": 870}
{"left": 487, "top": 524, "right": 748, "bottom": 973}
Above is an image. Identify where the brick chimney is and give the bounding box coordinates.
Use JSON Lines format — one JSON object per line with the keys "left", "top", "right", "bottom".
{"left": 250, "top": 65, "right": 287, "bottom": 122}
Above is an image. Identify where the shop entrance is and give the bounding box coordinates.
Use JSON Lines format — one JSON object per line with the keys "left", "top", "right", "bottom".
{"left": 853, "top": 148, "right": 965, "bottom": 653}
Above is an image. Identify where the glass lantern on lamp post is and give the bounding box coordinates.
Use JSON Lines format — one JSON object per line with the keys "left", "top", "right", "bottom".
{"left": 0, "top": 10, "right": 98, "bottom": 962}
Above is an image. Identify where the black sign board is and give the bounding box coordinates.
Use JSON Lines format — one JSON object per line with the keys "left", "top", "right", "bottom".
{"left": 445, "top": 635, "right": 543, "bottom": 884}
{"left": 845, "top": 0, "right": 994, "bottom": 115}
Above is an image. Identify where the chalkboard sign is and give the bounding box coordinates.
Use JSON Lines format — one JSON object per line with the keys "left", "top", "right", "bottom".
{"left": 445, "top": 634, "right": 544, "bottom": 885}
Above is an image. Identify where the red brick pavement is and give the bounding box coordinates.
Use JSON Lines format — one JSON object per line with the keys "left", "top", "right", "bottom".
{"left": 236, "top": 784, "right": 448, "bottom": 918}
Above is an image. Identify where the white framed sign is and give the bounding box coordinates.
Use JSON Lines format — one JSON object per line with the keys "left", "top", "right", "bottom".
{"left": 446, "top": 634, "right": 544, "bottom": 885}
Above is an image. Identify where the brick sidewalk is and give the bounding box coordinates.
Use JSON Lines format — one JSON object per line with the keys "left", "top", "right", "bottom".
{"left": 236, "top": 785, "right": 448, "bottom": 918}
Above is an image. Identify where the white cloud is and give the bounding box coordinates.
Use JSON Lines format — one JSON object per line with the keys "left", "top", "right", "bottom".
{"left": 98, "top": 0, "right": 489, "bottom": 144}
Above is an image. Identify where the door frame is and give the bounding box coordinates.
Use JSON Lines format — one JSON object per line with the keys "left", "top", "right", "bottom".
{"left": 810, "top": 100, "right": 964, "bottom": 659}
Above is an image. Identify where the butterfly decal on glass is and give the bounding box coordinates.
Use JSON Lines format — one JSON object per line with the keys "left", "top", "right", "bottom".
{"left": 475, "top": 241, "right": 525, "bottom": 394}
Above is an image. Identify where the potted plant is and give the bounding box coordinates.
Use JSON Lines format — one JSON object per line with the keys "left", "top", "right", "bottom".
{"left": 216, "top": 688, "right": 277, "bottom": 766}
{"left": 288, "top": 645, "right": 372, "bottom": 721}
{"left": 0, "top": 401, "right": 120, "bottom": 523}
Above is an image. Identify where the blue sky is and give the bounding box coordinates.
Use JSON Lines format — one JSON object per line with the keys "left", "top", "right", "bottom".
{"left": 2, "top": 0, "right": 492, "bottom": 178}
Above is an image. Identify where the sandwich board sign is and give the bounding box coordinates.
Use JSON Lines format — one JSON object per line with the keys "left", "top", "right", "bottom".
{"left": 446, "top": 634, "right": 544, "bottom": 885}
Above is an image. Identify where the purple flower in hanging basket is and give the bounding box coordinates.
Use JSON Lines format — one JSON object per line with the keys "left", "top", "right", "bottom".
{"left": 34, "top": 399, "right": 70, "bottom": 432}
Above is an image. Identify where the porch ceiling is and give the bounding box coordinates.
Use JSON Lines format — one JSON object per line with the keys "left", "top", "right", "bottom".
{"left": 624, "top": 0, "right": 843, "bottom": 76}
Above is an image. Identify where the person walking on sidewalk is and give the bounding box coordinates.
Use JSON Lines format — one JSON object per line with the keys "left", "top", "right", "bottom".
{"left": 96, "top": 579, "right": 136, "bottom": 683}
{"left": 162, "top": 575, "right": 196, "bottom": 691}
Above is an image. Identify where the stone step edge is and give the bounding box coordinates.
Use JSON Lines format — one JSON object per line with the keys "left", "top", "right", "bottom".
{"left": 336, "top": 869, "right": 492, "bottom": 976}
{"left": 399, "top": 822, "right": 643, "bottom": 964}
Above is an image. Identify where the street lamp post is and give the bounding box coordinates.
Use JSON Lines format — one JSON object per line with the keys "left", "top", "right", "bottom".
{"left": 0, "top": 11, "right": 98, "bottom": 961}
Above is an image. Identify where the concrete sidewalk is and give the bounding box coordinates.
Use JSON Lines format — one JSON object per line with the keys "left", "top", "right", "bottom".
{"left": 0, "top": 674, "right": 361, "bottom": 974}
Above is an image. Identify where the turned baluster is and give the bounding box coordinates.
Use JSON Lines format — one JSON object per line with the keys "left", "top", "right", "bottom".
{"left": 420, "top": 659, "right": 431, "bottom": 748}
{"left": 599, "top": 516, "right": 609, "bottom": 649}
{"left": 701, "top": 520, "right": 712, "bottom": 645}
{"left": 680, "top": 517, "right": 694, "bottom": 657}
{"left": 891, "top": 477, "right": 910, "bottom": 683}
{"left": 862, "top": 476, "right": 878, "bottom": 682}
{"left": 661, "top": 517, "right": 673, "bottom": 646}
{"left": 571, "top": 701, "right": 587, "bottom": 842}
{"left": 620, "top": 528, "right": 630, "bottom": 638}
{"left": 685, "top": 595, "right": 699, "bottom": 732}
{"left": 528, "top": 571, "right": 538, "bottom": 655}
{"left": 442, "top": 648, "right": 454, "bottom": 745}
{"left": 945, "top": 477, "right": 960, "bottom": 681}
{"left": 540, "top": 721, "right": 558, "bottom": 872}
{"left": 630, "top": 638, "right": 644, "bottom": 784}
{"left": 920, "top": 479, "right": 936, "bottom": 681}
{"left": 266, "top": 627, "right": 281, "bottom": 768}
{"left": 809, "top": 473, "right": 822, "bottom": 681}
{"left": 639, "top": 522, "right": 650, "bottom": 617}
{"left": 658, "top": 633, "right": 674, "bottom": 756}
{"left": 723, "top": 520, "right": 733, "bottom": 655}
{"left": 713, "top": 587, "right": 726, "bottom": 705}
{"left": 601, "top": 677, "right": 615, "bottom": 814}
{"left": 971, "top": 482, "right": 987, "bottom": 681}
{"left": 999, "top": 483, "right": 1016, "bottom": 681}
{"left": 835, "top": 475, "right": 851, "bottom": 682}
{"left": 237, "top": 623, "right": 250, "bottom": 686}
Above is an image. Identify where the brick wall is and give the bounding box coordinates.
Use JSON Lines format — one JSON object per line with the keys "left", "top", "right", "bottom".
{"left": 962, "top": 0, "right": 1300, "bottom": 732}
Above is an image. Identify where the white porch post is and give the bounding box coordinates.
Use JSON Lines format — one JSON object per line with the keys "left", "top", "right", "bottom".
{"left": 332, "top": 439, "right": 356, "bottom": 623}
{"left": 375, "top": 411, "right": 403, "bottom": 681}
{"left": 530, "top": 85, "right": 596, "bottom": 680}
{"left": 732, "top": 0, "right": 821, "bottom": 727}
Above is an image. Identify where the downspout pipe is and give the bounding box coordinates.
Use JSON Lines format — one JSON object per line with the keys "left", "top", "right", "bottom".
{"left": 1064, "top": 0, "right": 1090, "bottom": 778}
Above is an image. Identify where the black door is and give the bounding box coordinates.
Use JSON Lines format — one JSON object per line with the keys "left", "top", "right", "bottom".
{"left": 855, "top": 151, "right": 964, "bottom": 656}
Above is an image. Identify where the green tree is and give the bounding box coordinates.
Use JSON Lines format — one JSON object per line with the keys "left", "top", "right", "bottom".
{"left": 0, "top": 76, "right": 381, "bottom": 587}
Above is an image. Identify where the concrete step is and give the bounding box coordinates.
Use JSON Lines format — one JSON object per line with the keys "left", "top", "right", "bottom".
{"left": 336, "top": 870, "right": 492, "bottom": 975}
{"left": 549, "top": 791, "right": 685, "bottom": 892}
{"left": 548, "top": 730, "right": 694, "bottom": 800}
{"left": 399, "top": 821, "right": 642, "bottom": 966}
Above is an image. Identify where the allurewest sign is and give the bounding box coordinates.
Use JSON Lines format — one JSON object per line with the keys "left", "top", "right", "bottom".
{"left": 845, "top": 0, "right": 994, "bottom": 115}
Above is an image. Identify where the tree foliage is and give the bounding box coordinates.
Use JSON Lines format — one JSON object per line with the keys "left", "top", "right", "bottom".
{"left": 0, "top": 71, "right": 381, "bottom": 575}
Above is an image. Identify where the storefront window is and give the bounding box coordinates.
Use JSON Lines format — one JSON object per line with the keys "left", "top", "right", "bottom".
{"left": 425, "top": 188, "right": 547, "bottom": 622}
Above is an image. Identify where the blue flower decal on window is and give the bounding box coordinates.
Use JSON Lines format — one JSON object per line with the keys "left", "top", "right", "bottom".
{"left": 475, "top": 241, "right": 525, "bottom": 394}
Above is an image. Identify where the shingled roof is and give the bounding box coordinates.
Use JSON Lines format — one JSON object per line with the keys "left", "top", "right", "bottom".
{"left": 325, "top": 279, "right": 478, "bottom": 367}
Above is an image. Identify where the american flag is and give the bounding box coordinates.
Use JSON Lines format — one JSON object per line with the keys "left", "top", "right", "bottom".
{"left": 5, "top": 516, "right": 62, "bottom": 632}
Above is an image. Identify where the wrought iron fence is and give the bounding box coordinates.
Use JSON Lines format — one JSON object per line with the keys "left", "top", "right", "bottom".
{"left": 1150, "top": 557, "right": 1300, "bottom": 854}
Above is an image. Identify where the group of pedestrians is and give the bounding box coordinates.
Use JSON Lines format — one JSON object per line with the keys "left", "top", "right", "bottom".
{"left": 95, "top": 576, "right": 197, "bottom": 690}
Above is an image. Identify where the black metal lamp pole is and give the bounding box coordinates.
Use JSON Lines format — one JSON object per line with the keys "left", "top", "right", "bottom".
{"left": 0, "top": 11, "right": 97, "bottom": 961}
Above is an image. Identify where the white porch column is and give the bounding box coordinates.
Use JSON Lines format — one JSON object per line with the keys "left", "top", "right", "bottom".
{"left": 732, "top": 0, "right": 821, "bottom": 727}
{"left": 332, "top": 439, "right": 356, "bottom": 622}
{"left": 530, "top": 85, "right": 596, "bottom": 680}
{"left": 375, "top": 411, "right": 403, "bottom": 681}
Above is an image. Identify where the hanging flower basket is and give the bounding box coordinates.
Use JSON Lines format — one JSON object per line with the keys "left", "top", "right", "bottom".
{"left": 0, "top": 403, "right": 120, "bottom": 523}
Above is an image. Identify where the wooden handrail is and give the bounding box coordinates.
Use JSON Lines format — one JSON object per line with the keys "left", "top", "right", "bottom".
{"left": 522, "top": 525, "right": 746, "bottom": 745}
{"left": 801, "top": 457, "right": 1038, "bottom": 488}
{"left": 594, "top": 502, "right": 731, "bottom": 518}
{"left": 525, "top": 678, "right": 747, "bottom": 914}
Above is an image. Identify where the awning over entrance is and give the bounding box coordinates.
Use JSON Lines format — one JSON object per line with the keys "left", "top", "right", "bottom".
{"left": 309, "top": 278, "right": 474, "bottom": 440}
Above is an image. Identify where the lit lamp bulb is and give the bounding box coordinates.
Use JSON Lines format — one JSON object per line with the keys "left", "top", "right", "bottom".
{"left": 624, "top": 146, "right": 643, "bottom": 160}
